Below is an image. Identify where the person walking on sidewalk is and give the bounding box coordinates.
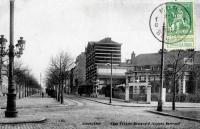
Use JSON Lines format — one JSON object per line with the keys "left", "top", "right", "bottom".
{"left": 42, "top": 92, "right": 44, "bottom": 98}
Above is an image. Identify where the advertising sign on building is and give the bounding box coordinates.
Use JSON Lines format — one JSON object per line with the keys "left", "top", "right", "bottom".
{"left": 97, "top": 68, "right": 127, "bottom": 76}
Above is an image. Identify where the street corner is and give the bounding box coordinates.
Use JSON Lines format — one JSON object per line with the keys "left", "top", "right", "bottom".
{"left": 0, "top": 115, "right": 47, "bottom": 124}
{"left": 146, "top": 110, "right": 200, "bottom": 123}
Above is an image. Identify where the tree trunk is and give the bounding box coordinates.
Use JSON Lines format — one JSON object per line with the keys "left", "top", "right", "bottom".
{"left": 56, "top": 85, "right": 59, "bottom": 101}
{"left": 61, "top": 80, "right": 64, "bottom": 104}
{"left": 58, "top": 84, "right": 60, "bottom": 102}
{"left": 24, "top": 83, "right": 26, "bottom": 97}
{"left": 172, "top": 73, "right": 176, "bottom": 110}
{"left": 19, "top": 85, "right": 21, "bottom": 99}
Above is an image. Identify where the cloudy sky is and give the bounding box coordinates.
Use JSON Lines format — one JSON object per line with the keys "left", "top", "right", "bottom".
{"left": 0, "top": 0, "right": 199, "bottom": 85}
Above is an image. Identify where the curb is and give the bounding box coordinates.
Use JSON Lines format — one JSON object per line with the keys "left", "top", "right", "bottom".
{"left": 0, "top": 115, "right": 47, "bottom": 124}
{"left": 79, "top": 97, "right": 200, "bottom": 108}
{"left": 79, "top": 96, "right": 156, "bottom": 107}
{"left": 79, "top": 96, "right": 112, "bottom": 106}
{"left": 1, "top": 104, "right": 69, "bottom": 109}
{"left": 147, "top": 110, "right": 200, "bottom": 123}
{"left": 65, "top": 98, "right": 83, "bottom": 107}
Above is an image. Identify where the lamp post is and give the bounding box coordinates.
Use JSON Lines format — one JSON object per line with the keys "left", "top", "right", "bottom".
{"left": 0, "top": 35, "right": 25, "bottom": 117}
{"left": 5, "top": 0, "right": 16, "bottom": 117}
{"left": 5, "top": 36, "right": 25, "bottom": 117}
{"left": 110, "top": 52, "right": 113, "bottom": 104}
{"left": 4, "top": 0, "right": 26, "bottom": 118}
{"left": 105, "top": 52, "right": 113, "bottom": 104}
{"left": 96, "top": 79, "right": 99, "bottom": 98}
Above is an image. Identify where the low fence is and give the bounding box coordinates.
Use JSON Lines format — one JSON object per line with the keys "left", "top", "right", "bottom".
{"left": 113, "top": 91, "right": 147, "bottom": 101}
{"left": 151, "top": 93, "right": 200, "bottom": 103}
{"left": 113, "top": 91, "right": 125, "bottom": 100}
{"left": 112, "top": 91, "right": 200, "bottom": 103}
{"left": 130, "top": 94, "right": 146, "bottom": 102}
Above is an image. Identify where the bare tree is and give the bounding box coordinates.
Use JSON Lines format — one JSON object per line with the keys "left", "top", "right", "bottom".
{"left": 46, "top": 51, "right": 74, "bottom": 104}
{"left": 45, "top": 67, "right": 60, "bottom": 100}
{"left": 14, "top": 62, "right": 41, "bottom": 98}
{"left": 1, "top": 60, "right": 40, "bottom": 98}
{"left": 164, "top": 49, "right": 196, "bottom": 110}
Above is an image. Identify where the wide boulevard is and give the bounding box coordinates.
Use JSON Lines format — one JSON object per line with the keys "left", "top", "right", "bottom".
{"left": 0, "top": 95, "right": 199, "bottom": 129}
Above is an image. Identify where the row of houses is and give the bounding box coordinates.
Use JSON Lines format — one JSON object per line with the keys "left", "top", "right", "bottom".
{"left": 68, "top": 37, "right": 200, "bottom": 96}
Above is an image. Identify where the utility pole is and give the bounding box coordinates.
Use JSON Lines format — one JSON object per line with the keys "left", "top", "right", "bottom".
{"left": 0, "top": 49, "right": 2, "bottom": 96}
{"left": 110, "top": 52, "right": 113, "bottom": 104}
{"left": 40, "top": 73, "right": 42, "bottom": 95}
{"left": 157, "top": 23, "right": 165, "bottom": 111}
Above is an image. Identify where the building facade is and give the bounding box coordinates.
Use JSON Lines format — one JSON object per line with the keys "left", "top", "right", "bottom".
{"left": 126, "top": 50, "right": 200, "bottom": 94}
{"left": 85, "top": 37, "right": 121, "bottom": 81}
{"left": 85, "top": 37, "right": 131, "bottom": 95}
{"left": 73, "top": 52, "right": 86, "bottom": 94}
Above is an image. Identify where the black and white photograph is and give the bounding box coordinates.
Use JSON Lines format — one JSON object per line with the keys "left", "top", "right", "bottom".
{"left": 0, "top": 0, "right": 200, "bottom": 128}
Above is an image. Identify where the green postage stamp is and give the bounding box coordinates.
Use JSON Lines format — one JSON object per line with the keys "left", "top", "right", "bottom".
{"left": 165, "top": 1, "right": 195, "bottom": 49}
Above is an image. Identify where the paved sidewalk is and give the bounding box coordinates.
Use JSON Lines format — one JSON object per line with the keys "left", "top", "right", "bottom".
{"left": 15, "top": 94, "right": 66, "bottom": 108}
{"left": 148, "top": 109, "right": 200, "bottom": 123}
{"left": 80, "top": 96, "right": 200, "bottom": 108}
{"left": 0, "top": 94, "right": 61, "bottom": 124}
{"left": 80, "top": 96, "right": 200, "bottom": 122}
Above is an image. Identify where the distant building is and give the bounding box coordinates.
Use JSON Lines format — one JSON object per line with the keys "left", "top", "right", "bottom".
{"left": 69, "top": 67, "right": 75, "bottom": 94}
{"left": 72, "top": 52, "right": 86, "bottom": 94}
{"left": 85, "top": 37, "right": 132, "bottom": 95}
{"left": 126, "top": 50, "right": 200, "bottom": 94}
{"left": 85, "top": 37, "right": 121, "bottom": 80}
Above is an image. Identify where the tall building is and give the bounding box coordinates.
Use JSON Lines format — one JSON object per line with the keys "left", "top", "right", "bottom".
{"left": 85, "top": 37, "right": 129, "bottom": 95}
{"left": 85, "top": 37, "right": 121, "bottom": 82}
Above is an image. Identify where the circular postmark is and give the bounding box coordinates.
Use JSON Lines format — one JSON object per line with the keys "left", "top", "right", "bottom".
{"left": 149, "top": 2, "right": 192, "bottom": 44}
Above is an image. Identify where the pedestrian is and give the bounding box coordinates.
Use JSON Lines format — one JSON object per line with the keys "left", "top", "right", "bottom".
{"left": 42, "top": 92, "right": 44, "bottom": 98}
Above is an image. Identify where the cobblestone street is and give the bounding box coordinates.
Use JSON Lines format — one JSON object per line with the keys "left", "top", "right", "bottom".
{"left": 0, "top": 95, "right": 200, "bottom": 129}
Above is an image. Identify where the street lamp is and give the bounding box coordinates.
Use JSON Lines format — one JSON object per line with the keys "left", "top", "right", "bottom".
{"left": 105, "top": 52, "right": 113, "bottom": 104}
{"left": 110, "top": 53, "right": 113, "bottom": 104}
{"left": 15, "top": 37, "right": 25, "bottom": 57}
{"left": 2, "top": 35, "right": 25, "bottom": 118}
{"left": 1, "top": 35, "right": 25, "bottom": 117}
{"left": 4, "top": 0, "right": 26, "bottom": 118}
{"left": 0, "top": 35, "right": 7, "bottom": 51}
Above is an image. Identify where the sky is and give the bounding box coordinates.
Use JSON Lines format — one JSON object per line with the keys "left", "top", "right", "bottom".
{"left": 0, "top": 0, "right": 199, "bottom": 86}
